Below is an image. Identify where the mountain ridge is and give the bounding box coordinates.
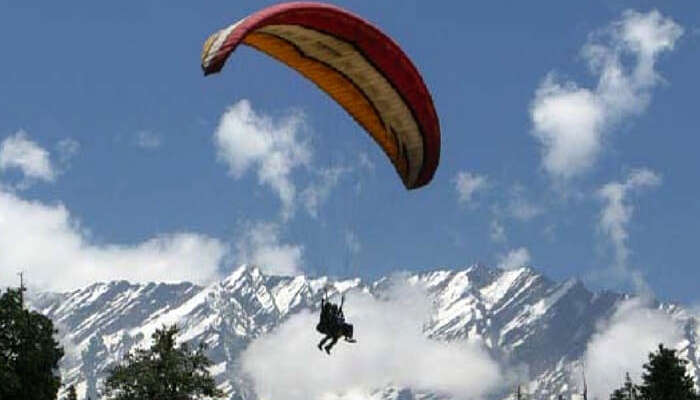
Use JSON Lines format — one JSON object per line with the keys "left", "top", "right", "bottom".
{"left": 28, "top": 263, "right": 699, "bottom": 400}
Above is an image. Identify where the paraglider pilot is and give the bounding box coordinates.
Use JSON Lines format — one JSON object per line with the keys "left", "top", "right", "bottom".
{"left": 316, "top": 291, "right": 355, "bottom": 354}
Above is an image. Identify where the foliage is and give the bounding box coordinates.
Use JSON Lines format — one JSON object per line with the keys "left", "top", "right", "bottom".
{"left": 0, "top": 287, "right": 65, "bottom": 400}
{"left": 638, "top": 344, "right": 698, "bottom": 400}
{"left": 610, "top": 372, "right": 640, "bottom": 400}
{"left": 103, "top": 324, "right": 224, "bottom": 400}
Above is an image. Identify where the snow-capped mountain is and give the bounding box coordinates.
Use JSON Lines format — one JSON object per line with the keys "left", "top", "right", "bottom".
{"left": 29, "top": 264, "right": 700, "bottom": 400}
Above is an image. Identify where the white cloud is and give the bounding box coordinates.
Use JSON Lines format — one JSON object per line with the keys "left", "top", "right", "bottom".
{"left": 530, "top": 10, "right": 683, "bottom": 180}
{"left": 0, "top": 131, "right": 56, "bottom": 183}
{"left": 490, "top": 219, "right": 506, "bottom": 242}
{"left": 214, "top": 100, "right": 311, "bottom": 220}
{"left": 597, "top": 168, "right": 661, "bottom": 292}
{"left": 240, "top": 281, "right": 504, "bottom": 400}
{"left": 301, "top": 167, "right": 348, "bottom": 218}
{"left": 583, "top": 298, "right": 681, "bottom": 400}
{"left": 530, "top": 79, "right": 604, "bottom": 179}
{"left": 133, "top": 131, "right": 162, "bottom": 149}
{"left": 454, "top": 171, "right": 488, "bottom": 204}
{"left": 497, "top": 247, "right": 531, "bottom": 270}
{"left": 0, "top": 189, "right": 227, "bottom": 292}
{"left": 235, "top": 222, "right": 304, "bottom": 276}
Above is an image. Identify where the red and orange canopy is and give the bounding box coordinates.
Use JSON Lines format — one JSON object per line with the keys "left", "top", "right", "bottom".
{"left": 202, "top": 2, "right": 440, "bottom": 189}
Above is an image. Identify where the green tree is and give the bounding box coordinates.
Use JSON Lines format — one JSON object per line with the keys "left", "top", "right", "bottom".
{"left": 0, "top": 287, "right": 65, "bottom": 400}
{"left": 103, "top": 325, "right": 223, "bottom": 400}
{"left": 638, "top": 344, "right": 698, "bottom": 400}
{"left": 610, "top": 372, "right": 640, "bottom": 400}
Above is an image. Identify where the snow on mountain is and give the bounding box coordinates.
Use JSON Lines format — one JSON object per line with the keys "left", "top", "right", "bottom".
{"left": 29, "top": 264, "right": 700, "bottom": 400}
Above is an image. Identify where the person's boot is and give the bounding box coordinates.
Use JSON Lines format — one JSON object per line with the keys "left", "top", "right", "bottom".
{"left": 317, "top": 342, "right": 323, "bottom": 351}
{"left": 324, "top": 345, "right": 332, "bottom": 354}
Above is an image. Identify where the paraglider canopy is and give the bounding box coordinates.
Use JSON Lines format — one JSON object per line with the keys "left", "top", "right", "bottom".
{"left": 201, "top": 1, "right": 440, "bottom": 189}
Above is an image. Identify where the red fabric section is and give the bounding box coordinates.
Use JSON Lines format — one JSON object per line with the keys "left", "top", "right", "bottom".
{"left": 205, "top": 2, "right": 440, "bottom": 189}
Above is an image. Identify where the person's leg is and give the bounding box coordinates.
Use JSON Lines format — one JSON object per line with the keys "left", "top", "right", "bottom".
{"left": 318, "top": 335, "right": 331, "bottom": 350}
{"left": 324, "top": 335, "right": 339, "bottom": 354}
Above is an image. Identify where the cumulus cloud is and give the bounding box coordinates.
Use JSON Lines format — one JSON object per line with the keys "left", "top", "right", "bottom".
{"left": 454, "top": 171, "right": 488, "bottom": 204}
{"left": 301, "top": 167, "right": 348, "bottom": 218}
{"left": 240, "top": 281, "right": 504, "bottom": 399}
{"left": 133, "top": 130, "right": 162, "bottom": 149}
{"left": 597, "top": 168, "right": 661, "bottom": 292}
{"left": 0, "top": 131, "right": 56, "bottom": 183}
{"left": 497, "top": 247, "right": 532, "bottom": 270}
{"left": 0, "top": 189, "right": 227, "bottom": 292}
{"left": 530, "top": 10, "right": 683, "bottom": 180}
{"left": 235, "top": 222, "right": 304, "bottom": 276}
{"left": 214, "top": 100, "right": 311, "bottom": 220}
{"left": 583, "top": 298, "right": 681, "bottom": 400}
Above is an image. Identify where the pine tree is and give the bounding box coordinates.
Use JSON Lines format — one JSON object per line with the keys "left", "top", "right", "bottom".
{"left": 103, "top": 324, "right": 224, "bottom": 400}
{"left": 0, "top": 287, "right": 65, "bottom": 400}
{"left": 638, "top": 344, "right": 698, "bottom": 400}
{"left": 610, "top": 372, "right": 639, "bottom": 400}
{"left": 611, "top": 390, "right": 625, "bottom": 400}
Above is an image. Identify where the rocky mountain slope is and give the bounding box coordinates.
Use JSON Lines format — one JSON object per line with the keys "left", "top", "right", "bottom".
{"left": 29, "top": 264, "right": 700, "bottom": 400}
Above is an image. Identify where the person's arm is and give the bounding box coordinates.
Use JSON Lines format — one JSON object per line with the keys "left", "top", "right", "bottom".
{"left": 340, "top": 294, "right": 345, "bottom": 312}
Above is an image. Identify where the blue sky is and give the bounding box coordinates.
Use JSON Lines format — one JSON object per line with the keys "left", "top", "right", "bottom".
{"left": 0, "top": 1, "right": 698, "bottom": 302}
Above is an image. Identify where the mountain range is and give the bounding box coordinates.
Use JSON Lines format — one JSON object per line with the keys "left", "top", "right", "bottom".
{"left": 29, "top": 264, "right": 700, "bottom": 400}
